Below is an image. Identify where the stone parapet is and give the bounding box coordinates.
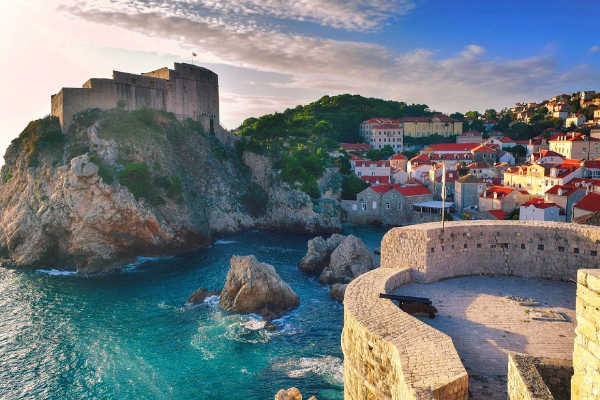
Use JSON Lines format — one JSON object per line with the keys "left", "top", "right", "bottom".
{"left": 572, "top": 269, "right": 600, "bottom": 400}
{"left": 342, "top": 268, "right": 468, "bottom": 400}
{"left": 508, "top": 354, "right": 572, "bottom": 400}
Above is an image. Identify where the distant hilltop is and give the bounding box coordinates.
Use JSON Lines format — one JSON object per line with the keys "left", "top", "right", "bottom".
{"left": 51, "top": 63, "right": 220, "bottom": 133}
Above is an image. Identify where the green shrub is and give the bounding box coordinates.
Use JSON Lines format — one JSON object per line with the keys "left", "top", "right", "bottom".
{"left": 11, "top": 116, "right": 65, "bottom": 165}
{"left": 89, "top": 153, "right": 114, "bottom": 185}
{"left": 167, "top": 177, "right": 183, "bottom": 200}
{"left": 242, "top": 183, "right": 268, "bottom": 217}
{"left": 119, "top": 162, "right": 162, "bottom": 205}
{"left": 71, "top": 108, "right": 102, "bottom": 129}
{"left": 98, "top": 108, "right": 165, "bottom": 142}
{"left": 341, "top": 175, "right": 368, "bottom": 200}
{"left": 301, "top": 178, "right": 321, "bottom": 199}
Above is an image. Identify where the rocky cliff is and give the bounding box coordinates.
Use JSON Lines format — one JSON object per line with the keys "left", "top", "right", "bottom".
{"left": 0, "top": 109, "right": 340, "bottom": 274}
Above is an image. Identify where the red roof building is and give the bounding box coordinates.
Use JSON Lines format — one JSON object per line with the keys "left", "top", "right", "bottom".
{"left": 422, "top": 143, "right": 479, "bottom": 153}
{"left": 488, "top": 210, "right": 508, "bottom": 220}
{"left": 574, "top": 192, "right": 600, "bottom": 213}
{"left": 341, "top": 143, "right": 371, "bottom": 151}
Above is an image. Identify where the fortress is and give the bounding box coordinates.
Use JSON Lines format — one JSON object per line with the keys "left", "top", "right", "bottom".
{"left": 343, "top": 221, "right": 600, "bottom": 399}
{"left": 51, "top": 63, "right": 219, "bottom": 133}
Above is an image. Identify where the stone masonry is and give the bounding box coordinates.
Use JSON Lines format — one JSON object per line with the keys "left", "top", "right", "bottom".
{"left": 572, "top": 269, "right": 600, "bottom": 400}
{"left": 343, "top": 221, "right": 600, "bottom": 399}
{"left": 51, "top": 63, "right": 220, "bottom": 133}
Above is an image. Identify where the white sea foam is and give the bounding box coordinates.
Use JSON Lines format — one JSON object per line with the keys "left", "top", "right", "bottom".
{"left": 215, "top": 240, "right": 237, "bottom": 245}
{"left": 35, "top": 269, "right": 77, "bottom": 276}
{"left": 122, "top": 256, "right": 174, "bottom": 272}
{"left": 271, "top": 356, "right": 343, "bottom": 384}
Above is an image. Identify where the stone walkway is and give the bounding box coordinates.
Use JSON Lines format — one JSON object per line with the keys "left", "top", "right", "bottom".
{"left": 393, "top": 276, "right": 576, "bottom": 400}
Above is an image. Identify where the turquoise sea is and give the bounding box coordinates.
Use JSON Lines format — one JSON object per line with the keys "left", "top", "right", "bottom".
{"left": 0, "top": 226, "right": 387, "bottom": 400}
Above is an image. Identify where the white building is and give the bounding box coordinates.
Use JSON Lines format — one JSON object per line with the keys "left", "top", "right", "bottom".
{"left": 565, "top": 114, "right": 586, "bottom": 128}
{"left": 519, "top": 198, "right": 564, "bottom": 222}
{"left": 360, "top": 118, "right": 404, "bottom": 151}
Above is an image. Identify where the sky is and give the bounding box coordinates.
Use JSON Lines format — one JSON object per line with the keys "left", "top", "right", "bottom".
{"left": 0, "top": 0, "right": 598, "bottom": 159}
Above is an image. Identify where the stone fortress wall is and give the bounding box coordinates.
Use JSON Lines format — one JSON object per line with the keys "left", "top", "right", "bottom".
{"left": 51, "top": 63, "right": 220, "bottom": 134}
{"left": 343, "top": 221, "right": 600, "bottom": 399}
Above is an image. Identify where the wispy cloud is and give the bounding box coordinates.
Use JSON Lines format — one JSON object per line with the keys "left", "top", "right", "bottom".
{"left": 80, "top": 0, "right": 415, "bottom": 31}
{"left": 589, "top": 45, "right": 600, "bottom": 54}
{"left": 64, "top": 4, "right": 600, "bottom": 117}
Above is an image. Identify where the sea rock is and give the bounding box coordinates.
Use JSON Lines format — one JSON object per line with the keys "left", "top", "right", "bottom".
{"left": 274, "top": 387, "right": 318, "bottom": 400}
{"left": 187, "top": 288, "right": 220, "bottom": 304}
{"left": 298, "top": 234, "right": 345, "bottom": 275}
{"left": 274, "top": 387, "right": 302, "bottom": 400}
{"left": 219, "top": 255, "right": 299, "bottom": 319}
{"left": 318, "top": 235, "right": 375, "bottom": 284}
{"left": 329, "top": 283, "right": 347, "bottom": 303}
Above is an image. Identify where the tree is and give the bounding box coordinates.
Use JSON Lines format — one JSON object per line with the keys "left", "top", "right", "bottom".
{"left": 484, "top": 109, "right": 497, "bottom": 120}
{"left": 341, "top": 175, "right": 368, "bottom": 200}
{"left": 465, "top": 111, "right": 480, "bottom": 119}
{"left": 314, "top": 120, "right": 334, "bottom": 135}
{"left": 450, "top": 112, "right": 464, "bottom": 121}
{"left": 469, "top": 120, "right": 485, "bottom": 132}
{"left": 335, "top": 156, "right": 351, "bottom": 175}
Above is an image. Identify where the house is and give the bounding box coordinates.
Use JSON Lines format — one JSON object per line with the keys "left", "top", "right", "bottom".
{"left": 565, "top": 114, "right": 586, "bottom": 128}
{"left": 360, "top": 176, "right": 390, "bottom": 185}
{"left": 408, "top": 154, "right": 433, "bottom": 182}
{"left": 456, "top": 131, "right": 483, "bottom": 144}
{"left": 584, "top": 160, "right": 600, "bottom": 179}
{"left": 595, "top": 109, "right": 600, "bottom": 120}
{"left": 519, "top": 198, "right": 564, "bottom": 222}
{"left": 389, "top": 153, "right": 407, "bottom": 171}
{"left": 354, "top": 159, "right": 391, "bottom": 179}
{"left": 529, "top": 150, "right": 564, "bottom": 165}
{"left": 398, "top": 115, "right": 462, "bottom": 138}
{"left": 525, "top": 136, "right": 549, "bottom": 156}
{"left": 549, "top": 132, "right": 600, "bottom": 160}
{"left": 359, "top": 119, "right": 404, "bottom": 151}
{"left": 487, "top": 210, "right": 508, "bottom": 220}
{"left": 479, "top": 185, "right": 530, "bottom": 213}
{"left": 465, "top": 161, "right": 499, "bottom": 178}
{"left": 498, "top": 136, "right": 517, "bottom": 149}
{"left": 545, "top": 184, "right": 586, "bottom": 222}
{"left": 497, "top": 151, "right": 515, "bottom": 165}
{"left": 421, "top": 143, "right": 479, "bottom": 155}
{"left": 573, "top": 192, "right": 600, "bottom": 221}
{"left": 427, "top": 164, "right": 458, "bottom": 200}
{"left": 483, "top": 120, "right": 497, "bottom": 131}
{"left": 342, "top": 183, "right": 433, "bottom": 225}
{"left": 348, "top": 153, "right": 365, "bottom": 170}
{"left": 471, "top": 145, "right": 498, "bottom": 163}
{"left": 455, "top": 174, "right": 485, "bottom": 212}
{"left": 341, "top": 143, "right": 371, "bottom": 152}
{"left": 504, "top": 160, "right": 584, "bottom": 196}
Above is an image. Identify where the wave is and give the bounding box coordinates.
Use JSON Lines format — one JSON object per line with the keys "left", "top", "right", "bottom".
{"left": 215, "top": 240, "right": 237, "bottom": 245}
{"left": 271, "top": 356, "right": 343, "bottom": 384}
{"left": 122, "top": 255, "right": 174, "bottom": 272}
{"left": 35, "top": 269, "right": 77, "bottom": 276}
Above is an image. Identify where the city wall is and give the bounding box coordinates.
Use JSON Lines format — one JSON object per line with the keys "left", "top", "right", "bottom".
{"left": 51, "top": 63, "right": 220, "bottom": 133}
{"left": 343, "top": 221, "right": 600, "bottom": 399}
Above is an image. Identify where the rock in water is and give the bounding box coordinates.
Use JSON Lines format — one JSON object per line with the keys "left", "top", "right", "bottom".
{"left": 329, "top": 283, "right": 347, "bottom": 303}
{"left": 187, "top": 288, "right": 220, "bottom": 304}
{"left": 274, "top": 387, "right": 302, "bottom": 400}
{"left": 318, "top": 235, "right": 375, "bottom": 284}
{"left": 298, "top": 234, "right": 345, "bottom": 275}
{"left": 219, "top": 255, "right": 299, "bottom": 319}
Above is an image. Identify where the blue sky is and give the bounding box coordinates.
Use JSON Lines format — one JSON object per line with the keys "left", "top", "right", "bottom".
{"left": 0, "top": 0, "right": 598, "bottom": 158}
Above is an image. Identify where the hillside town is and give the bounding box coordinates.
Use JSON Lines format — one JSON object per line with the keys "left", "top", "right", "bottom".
{"left": 340, "top": 90, "right": 600, "bottom": 226}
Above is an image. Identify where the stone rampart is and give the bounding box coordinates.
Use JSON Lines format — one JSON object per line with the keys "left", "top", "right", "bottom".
{"left": 381, "top": 221, "right": 600, "bottom": 282}
{"left": 343, "top": 221, "right": 600, "bottom": 399}
{"left": 507, "top": 354, "right": 572, "bottom": 400}
{"left": 51, "top": 63, "right": 220, "bottom": 133}
{"left": 572, "top": 269, "right": 600, "bottom": 399}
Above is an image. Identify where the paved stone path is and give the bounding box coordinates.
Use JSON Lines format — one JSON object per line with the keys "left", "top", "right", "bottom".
{"left": 393, "top": 276, "right": 576, "bottom": 400}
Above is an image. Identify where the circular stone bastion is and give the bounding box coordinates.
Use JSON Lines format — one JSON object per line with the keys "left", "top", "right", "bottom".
{"left": 342, "top": 220, "right": 600, "bottom": 400}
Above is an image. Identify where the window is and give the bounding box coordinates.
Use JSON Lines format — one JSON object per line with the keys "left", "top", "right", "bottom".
{"left": 592, "top": 251, "right": 597, "bottom": 257}
{"left": 464, "top": 244, "right": 468, "bottom": 249}
{"left": 538, "top": 244, "right": 544, "bottom": 251}
{"left": 385, "top": 202, "right": 391, "bottom": 209}
{"left": 477, "top": 243, "right": 482, "bottom": 248}
{"left": 431, "top": 248, "right": 435, "bottom": 253}
{"left": 574, "top": 248, "right": 579, "bottom": 254}
{"left": 352, "top": 204, "right": 357, "bottom": 211}
{"left": 372, "top": 201, "right": 377, "bottom": 209}
{"left": 361, "top": 201, "right": 367, "bottom": 211}
{"left": 558, "top": 246, "right": 564, "bottom": 252}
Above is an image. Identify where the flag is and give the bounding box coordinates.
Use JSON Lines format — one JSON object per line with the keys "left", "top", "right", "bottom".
{"left": 192, "top": 52, "right": 197, "bottom": 57}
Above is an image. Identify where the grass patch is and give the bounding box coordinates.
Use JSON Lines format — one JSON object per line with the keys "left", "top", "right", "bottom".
{"left": 10, "top": 116, "right": 65, "bottom": 167}
{"left": 97, "top": 108, "right": 172, "bottom": 143}
{"left": 89, "top": 153, "right": 115, "bottom": 185}
{"left": 119, "top": 162, "right": 163, "bottom": 205}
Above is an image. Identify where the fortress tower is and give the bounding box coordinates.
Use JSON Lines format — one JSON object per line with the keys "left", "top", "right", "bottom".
{"left": 51, "top": 63, "right": 219, "bottom": 133}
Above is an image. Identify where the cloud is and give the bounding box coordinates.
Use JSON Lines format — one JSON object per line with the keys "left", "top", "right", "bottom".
{"left": 589, "top": 45, "right": 600, "bottom": 54}
{"left": 64, "top": 5, "right": 600, "bottom": 113}
{"left": 81, "top": 0, "right": 415, "bottom": 32}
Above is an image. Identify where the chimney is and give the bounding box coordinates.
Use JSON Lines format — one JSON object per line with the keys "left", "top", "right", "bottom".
{"left": 493, "top": 192, "right": 498, "bottom": 199}
{"left": 558, "top": 188, "right": 563, "bottom": 196}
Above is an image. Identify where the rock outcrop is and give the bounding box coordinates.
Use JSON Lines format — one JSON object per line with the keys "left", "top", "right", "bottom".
{"left": 187, "top": 288, "right": 220, "bottom": 304}
{"left": 318, "top": 235, "right": 375, "bottom": 284}
{"left": 274, "top": 387, "right": 318, "bottom": 400}
{"left": 329, "top": 283, "right": 347, "bottom": 303}
{"left": 297, "top": 233, "right": 345, "bottom": 275}
{"left": 0, "top": 112, "right": 341, "bottom": 273}
{"left": 219, "top": 255, "right": 299, "bottom": 319}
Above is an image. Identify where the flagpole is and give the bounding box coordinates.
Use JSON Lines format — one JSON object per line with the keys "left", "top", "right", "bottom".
{"left": 441, "top": 163, "right": 446, "bottom": 231}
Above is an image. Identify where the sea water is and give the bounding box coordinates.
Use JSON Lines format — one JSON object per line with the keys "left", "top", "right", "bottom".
{"left": 0, "top": 226, "right": 387, "bottom": 400}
